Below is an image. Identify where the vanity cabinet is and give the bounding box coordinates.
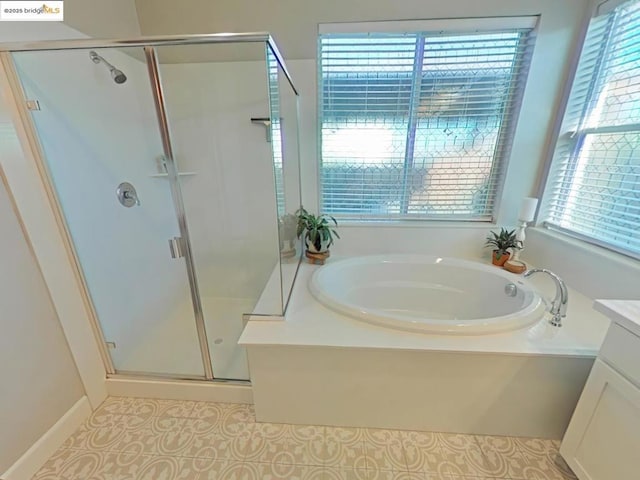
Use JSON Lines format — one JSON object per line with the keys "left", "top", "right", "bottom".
{"left": 560, "top": 301, "right": 640, "bottom": 480}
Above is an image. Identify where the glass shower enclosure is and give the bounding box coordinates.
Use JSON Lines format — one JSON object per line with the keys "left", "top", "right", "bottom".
{"left": 3, "top": 34, "right": 301, "bottom": 381}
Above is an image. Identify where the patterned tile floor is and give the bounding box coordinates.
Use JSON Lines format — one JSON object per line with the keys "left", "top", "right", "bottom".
{"left": 33, "top": 397, "right": 577, "bottom": 480}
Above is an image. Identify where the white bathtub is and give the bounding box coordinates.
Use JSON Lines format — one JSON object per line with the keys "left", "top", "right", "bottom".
{"left": 242, "top": 257, "right": 607, "bottom": 436}
{"left": 309, "top": 254, "right": 545, "bottom": 334}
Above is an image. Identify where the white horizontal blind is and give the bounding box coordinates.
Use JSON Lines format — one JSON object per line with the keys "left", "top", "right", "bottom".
{"left": 319, "top": 27, "right": 535, "bottom": 220}
{"left": 266, "top": 46, "right": 285, "bottom": 216}
{"left": 541, "top": 0, "right": 640, "bottom": 257}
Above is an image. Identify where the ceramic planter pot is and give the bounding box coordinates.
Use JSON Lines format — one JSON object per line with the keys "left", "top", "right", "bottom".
{"left": 492, "top": 250, "right": 511, "bottom": 266}
{"left": 305, "top": 237, "right": 331, "bottom": 265}
{"left": 305, "top": 236, "right": 330, "bottom": 254}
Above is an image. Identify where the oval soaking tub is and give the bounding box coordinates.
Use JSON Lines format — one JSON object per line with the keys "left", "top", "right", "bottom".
{"left": 309, "top": 255, "right": 546, "bottom": 334}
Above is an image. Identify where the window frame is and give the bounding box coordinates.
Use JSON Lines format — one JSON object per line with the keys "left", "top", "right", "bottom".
{"left": 317, "top": 18, "right": 538, "bottom": 222}
{"left": 539, "top": 1, "right": 640, "bottom": 260}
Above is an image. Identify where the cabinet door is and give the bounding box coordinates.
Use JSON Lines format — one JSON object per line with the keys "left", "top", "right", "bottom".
{"left": 560, "top": 359, "right": 640, "bottom": 480}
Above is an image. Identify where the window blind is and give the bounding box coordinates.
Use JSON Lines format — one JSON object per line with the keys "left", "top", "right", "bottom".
{"left": 541, "top": 0, "right": 640, "bottom": 257}
{"left": 319, "top": 26, "right": 535, "bottom": 220}
{"left": 267, "top": 46, "right": 285, "bottom": 216}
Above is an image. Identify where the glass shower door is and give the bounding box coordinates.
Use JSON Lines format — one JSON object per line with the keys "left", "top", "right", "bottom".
{"left": 11, "top": 47, "right": 208, "bottom": 378}
{"left": 154, "top": 42, "right": 285, "bottom": 380}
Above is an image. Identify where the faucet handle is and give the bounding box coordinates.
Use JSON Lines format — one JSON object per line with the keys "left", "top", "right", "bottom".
{"left": 549, "top": 313, "right": 563, "bottom": 327}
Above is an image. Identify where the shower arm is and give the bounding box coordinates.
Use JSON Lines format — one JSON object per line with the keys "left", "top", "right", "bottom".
{"left": 90, "top": 51, "right": 115, "bottom": 71}
{"left": 89, "top": 51, "right": 127, "bottom": 84}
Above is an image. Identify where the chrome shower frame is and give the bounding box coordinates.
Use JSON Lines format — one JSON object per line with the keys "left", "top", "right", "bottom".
{"left": 0, "top": 33, "right": 297, "bottom": 93}
{"left": 0, "top": 33, "right": 298, "bottom": 382}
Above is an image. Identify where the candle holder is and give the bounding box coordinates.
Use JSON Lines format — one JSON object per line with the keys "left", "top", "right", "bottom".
{"left": 511, "top": 220, "right": 528, "bottom": 261}
{"left": 511, "top": 197, "right": 538, "bottom": 262}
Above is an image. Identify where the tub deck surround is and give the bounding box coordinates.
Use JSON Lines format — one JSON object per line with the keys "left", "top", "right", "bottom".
{"left": 240, "top": 257, "right": 609, "bottom": 357}
{"left": 239, "top": 255, "right": 610, "bottom": 438}
{"left": 309, "top": 255, "right": 545, "bottom": 335}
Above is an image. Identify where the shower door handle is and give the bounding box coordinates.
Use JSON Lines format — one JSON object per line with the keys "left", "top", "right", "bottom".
{"left": 168, "top": 237, "right": 184, "bottom": 259}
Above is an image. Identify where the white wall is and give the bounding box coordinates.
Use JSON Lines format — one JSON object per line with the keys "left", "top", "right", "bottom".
{"left": 0, "top": 20, "right": 85, "bottom": 44}
{"left": 134, "top": 0, "right": 587, "bottom": 59}
{"left": 523, "top": 228, "right": 640, "bottom": 300}
{"left": 0, "top": 0, "right": 139, "bottom": 43}
{"left": 0, "top": 22, "right": 88, "bottom": 473}
{"left": 63, "top": 0, "right": 141, "bottom": 38}
{"left": 0, "top": 136, "right": 84, "bottom": 474}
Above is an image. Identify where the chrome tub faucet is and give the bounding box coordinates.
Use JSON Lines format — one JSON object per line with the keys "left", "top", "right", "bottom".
{"left": 524, "top": 268, "right": 568, "bottom": 327}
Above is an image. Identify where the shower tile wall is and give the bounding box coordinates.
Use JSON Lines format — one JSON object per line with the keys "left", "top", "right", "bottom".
{"left": 159, "top": 60, "right": 280, "bottom": 302}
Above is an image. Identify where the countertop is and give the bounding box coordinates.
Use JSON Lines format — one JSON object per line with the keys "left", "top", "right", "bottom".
{"left": 241, "top": 258, "right": 611, "bottom": 358}
{"left": 594, "top": 299, "right": 640, "bottom": 337}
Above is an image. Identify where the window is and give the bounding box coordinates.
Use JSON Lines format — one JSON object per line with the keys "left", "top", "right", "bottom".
{"left": 541, "top": 0, "right": 640, "bottom": 257}
{"left": 318, "top": 20, "right": 536, "bottom": 220}
{"left": 267, "top": 46, "right": 285, "bottom": 216}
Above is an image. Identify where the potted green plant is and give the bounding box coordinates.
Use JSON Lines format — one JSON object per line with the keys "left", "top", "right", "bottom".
{"left": 485, "top": 228, "right": 521, "bottom": 266}
{"left": 296, "top": 207, "right": 339, "bottom": 263}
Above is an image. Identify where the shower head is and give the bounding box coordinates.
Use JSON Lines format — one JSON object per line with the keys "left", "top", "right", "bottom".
{"left": 89, "top": 50, "right": 127, "bottom": 84}
{"left": 111, "top": 68, "right": 127, "bottom": 84}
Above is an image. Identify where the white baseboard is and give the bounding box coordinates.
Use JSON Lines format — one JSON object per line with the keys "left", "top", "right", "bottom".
{"left": 106, "top": 378, "right": 253, "bottom": 404}
{"left": 2, "top": 396, "right": 91, "bottom": 480}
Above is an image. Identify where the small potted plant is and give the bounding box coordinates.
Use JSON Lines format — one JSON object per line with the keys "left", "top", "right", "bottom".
{"left": 485, "top": 228, "right": 521, "bottom": 266}
{"left": 296, "top": 207, "right": 339, "bottom": 264}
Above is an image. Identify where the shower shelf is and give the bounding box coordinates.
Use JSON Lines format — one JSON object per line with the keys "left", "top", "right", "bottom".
{"left": 149, "top": 172, "right": 197, "bottom": 178}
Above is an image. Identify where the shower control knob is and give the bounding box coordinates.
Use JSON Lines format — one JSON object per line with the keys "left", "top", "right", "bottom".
{"left": 117, "top": 182, "right": 140, "bottom": 207}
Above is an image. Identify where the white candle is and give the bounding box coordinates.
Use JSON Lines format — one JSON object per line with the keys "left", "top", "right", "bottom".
{"left": 518, "top": 197, "right": 538, "bottom": 222}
